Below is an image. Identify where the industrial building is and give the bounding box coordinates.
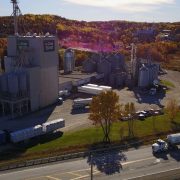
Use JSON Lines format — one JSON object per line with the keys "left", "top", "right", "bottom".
{"left": 82, "top": 52, "right": 127, "bottom": 88}
{"left": 0, "top": 34, "right": 59, "bottom": 117}
{"left": 0, "top": 1, "right": 59, "bottom": 118}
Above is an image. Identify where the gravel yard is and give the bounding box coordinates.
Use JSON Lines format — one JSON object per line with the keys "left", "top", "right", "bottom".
{"left": 0, "top": 70, "right": 180, "bottom": 132}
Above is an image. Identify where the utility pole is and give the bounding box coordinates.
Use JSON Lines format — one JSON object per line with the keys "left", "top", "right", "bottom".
{"left": 11, "top": 0, "right": 22, "bottom": 35}
{"left": 91, "top": 153, "right": 93, "bottom": 180}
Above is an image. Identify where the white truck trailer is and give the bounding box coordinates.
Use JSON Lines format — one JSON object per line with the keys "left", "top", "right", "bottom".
{"left": 78, "top": 86, "right": 104, "bottom": 95}
{"left": 72, "top": 98, "right": 92, "bottom": 109}
{"left": 152, "top": 133, "right": 180, "bottom": 153}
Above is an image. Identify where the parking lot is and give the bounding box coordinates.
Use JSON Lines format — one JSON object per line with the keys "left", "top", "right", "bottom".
{"left": 0, "top": 70, "right": 180, "bottom": 132}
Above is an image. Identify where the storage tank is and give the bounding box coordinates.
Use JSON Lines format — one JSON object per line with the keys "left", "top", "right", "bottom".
{"left": 107, "top": 54, "right": 125, "bottom": 72}
{"left": 7, "top": 72, "right": 19, "bottom": 96}
{"left": 138, "top": 64, "right": 149, "bottom": 88}
{"left": 97, "top": 60, "right": 111, "bottom": 76}
{"left": 82, "top": 59, "right": 96, "bottom": 73}
{"left": 149, "top": 64, "right": 159, "bottom": 85}
{"left": 0, "top": 74, "right": 8, "bottom": 93}
{"left": 64, "top": 49, "right": 75, "bottom": 74}
{"left": 116, "top": 72, "right": 126, "bottom": 87}
{"left": 108, "top": 73, "right": 116, "bottom": 87}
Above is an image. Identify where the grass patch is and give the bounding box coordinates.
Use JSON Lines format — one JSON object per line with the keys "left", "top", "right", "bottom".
{"left": 160, "top": 79, "right": 175, "bottom": 88}
{"left": 0, "top": 112, "right": 180, "bottom": 166}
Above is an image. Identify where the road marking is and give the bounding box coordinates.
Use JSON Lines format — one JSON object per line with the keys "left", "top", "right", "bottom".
{"left": 70, "top": 175, "right": 89, "bottom": 180}
{"left": 126, "top": 167, "right": 180, "bottom": 180}
{"left": 70, "top": 171, "right": 99, "bottom": 180}
{"left": 122, "top": 157, "right": 155, "bottom": 165}
{"left": 68, "top": 172, "right": 84, "bottom": 177}
{"left": 46, "top": 176, "right": 61, "bottom": 180}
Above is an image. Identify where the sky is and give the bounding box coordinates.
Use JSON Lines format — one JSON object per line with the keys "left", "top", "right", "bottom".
{"left": 0, "top": 0, "right": 180, "bottom": 22}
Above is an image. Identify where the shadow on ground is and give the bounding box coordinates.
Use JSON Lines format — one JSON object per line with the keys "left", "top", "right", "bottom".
{"left": 0, "top": 104, "right": 58, "bottom": 132}
{"left": 133, "top": 87, "right": 166, "bottom": 108}
{"left": 86, "top": 149, "right": 127, "bottom": 175}
{"left": 84, "top": 139, "right": 142, "bottom": 176}
{"left": 71, "top": 107, "right": 90, "bottom": 115}
{"left": 0, "top": 131, "right": 63, "bottom": 162}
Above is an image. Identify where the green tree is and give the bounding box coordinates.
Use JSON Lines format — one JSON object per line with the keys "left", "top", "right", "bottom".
{"left": 89, "top": 91, "right": 122, "bottom": 143}
{"left": 124, "top": 102, "right": 136, "bottom": 137}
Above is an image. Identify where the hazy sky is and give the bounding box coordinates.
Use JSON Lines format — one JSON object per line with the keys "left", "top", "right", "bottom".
{"left": 0, "top": 0, "right": 180, "bottom": 22}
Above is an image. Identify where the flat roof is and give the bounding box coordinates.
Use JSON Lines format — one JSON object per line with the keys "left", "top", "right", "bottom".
{"left": 59, "top": 71, "right": 98, "bottom": 84}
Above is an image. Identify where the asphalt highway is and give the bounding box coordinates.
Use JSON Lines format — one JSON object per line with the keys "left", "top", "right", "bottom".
{"left": 0, "top": 146, "right": 179, "bottom": 180}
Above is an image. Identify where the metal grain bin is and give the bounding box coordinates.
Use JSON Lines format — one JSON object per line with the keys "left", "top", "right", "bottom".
{"left": 64, "top": 49, "right": 75, "bottom": 74}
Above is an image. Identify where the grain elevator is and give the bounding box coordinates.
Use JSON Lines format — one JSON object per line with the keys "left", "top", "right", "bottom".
{"left": 0, "top": 34, "right": 59, "bottom": 117}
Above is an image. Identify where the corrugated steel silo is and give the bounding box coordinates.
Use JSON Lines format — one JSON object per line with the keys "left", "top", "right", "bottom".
{"left": 138, "top": 64, "right": 149, "bottom": 88}
{"left": 116, "top": 72, "right": 126, "bottom": 87}
{"left": 109, "top": 73, "right": 116, "bottom": 87}
{"left": 148, "top": 64, "right": 159, "bottom": 85}
{"left": 64, "top": 49, "right": 75, "bottom": 74}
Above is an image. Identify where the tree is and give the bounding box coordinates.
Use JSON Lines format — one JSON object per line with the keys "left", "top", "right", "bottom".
{"left": 124, "top": 102, "right": 136, "bottom": 137}
{"left": 166, "top": 98, "right": 179, "bottom": 122}
{"left": 152, "top": 115, "right": 157, "bottom": 133}
{"left": 89, "top": 91, "right": 122, "bottom": 143}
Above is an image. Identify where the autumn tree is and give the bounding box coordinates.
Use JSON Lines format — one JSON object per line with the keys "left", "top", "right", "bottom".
{"left": 166, "top": 98, "right": 179, "bottom": 122}
{"left": 89, "top": 91, "right": 122, "bottom": 143}
{"left": 124, "top": 102, "right": 136, "bottom": 137}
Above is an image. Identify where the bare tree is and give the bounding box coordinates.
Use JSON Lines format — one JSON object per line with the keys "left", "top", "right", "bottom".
{"left": 89, "top": 91, "right": 122, "bottom": 143}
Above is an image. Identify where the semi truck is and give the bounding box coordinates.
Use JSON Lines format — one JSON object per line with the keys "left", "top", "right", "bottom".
{"left": 152, "top": 133, "right": 180, "bottom": 153}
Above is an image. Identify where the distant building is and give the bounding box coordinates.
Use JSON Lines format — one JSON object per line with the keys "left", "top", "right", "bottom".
{"left": 134, "top": 29, "right": 156, "bottom": 42}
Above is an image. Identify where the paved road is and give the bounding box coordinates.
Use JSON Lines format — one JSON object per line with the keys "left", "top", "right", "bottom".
{"left": 0, "top": 146, "right": 179, "bottom": 180}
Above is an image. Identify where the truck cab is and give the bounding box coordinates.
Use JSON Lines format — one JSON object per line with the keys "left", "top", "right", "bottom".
{"left": 152, "top": 139, "right": 168, "bottom": 153}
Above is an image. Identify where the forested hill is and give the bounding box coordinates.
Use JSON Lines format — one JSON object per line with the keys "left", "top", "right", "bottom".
{"left": 0, "top": 14, "right": 180, "bottom": 47}
{"left": 0, "top": 14, "right": 180, "bottom": 72}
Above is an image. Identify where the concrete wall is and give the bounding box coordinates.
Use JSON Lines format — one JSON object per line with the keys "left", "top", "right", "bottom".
{"left": 26, "top": 67, "right": 40, "bottom": 111}
{"left": 40, "top": 67, "right": 59, "bottom": 108}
